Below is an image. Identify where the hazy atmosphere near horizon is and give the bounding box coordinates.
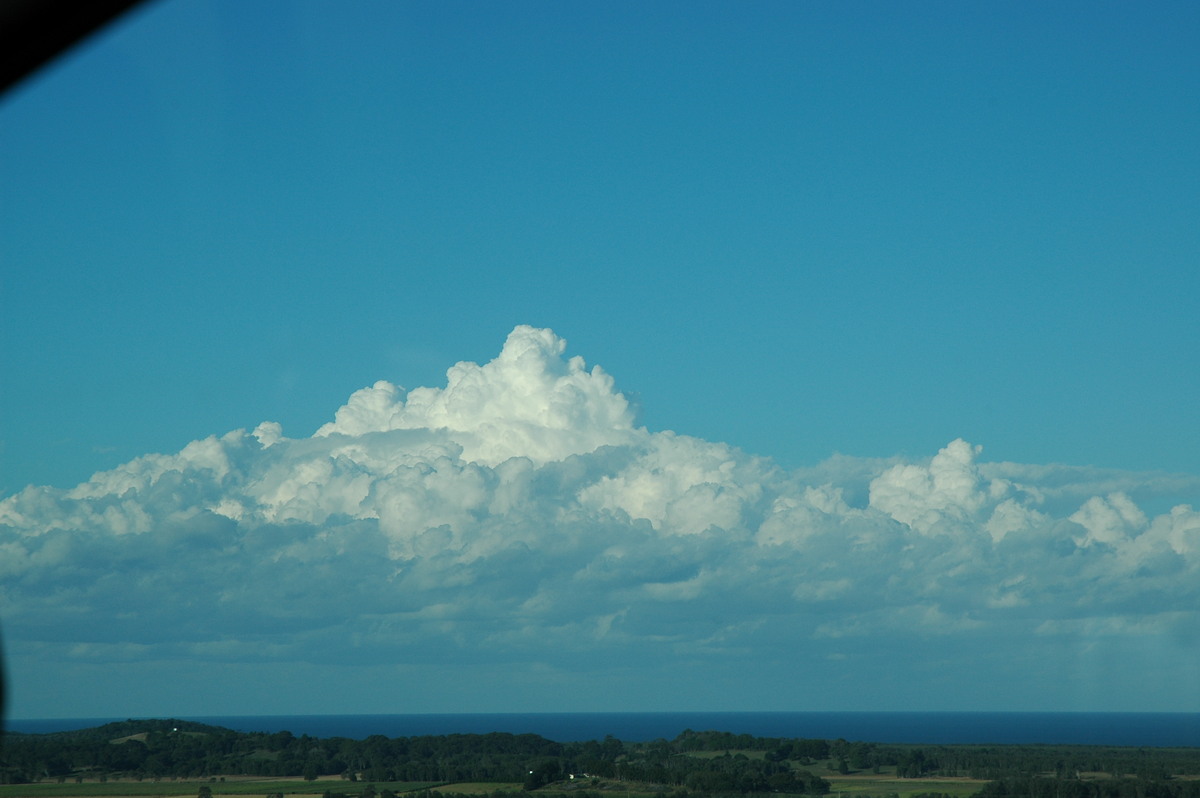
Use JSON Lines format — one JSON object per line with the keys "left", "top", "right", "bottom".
{"left": 2, "top": 1, "right": 1199, "bottom": 721}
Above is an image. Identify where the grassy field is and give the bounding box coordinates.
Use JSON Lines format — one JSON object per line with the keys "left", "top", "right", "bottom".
{"left": 824, "top": 773, "right": 985, "bottom": 798}
{"left": 0, "top": 766, "right": 990, "bottom": 798}
{"left": 434, "top": 784, "right": 523, "bottom": 795}
{"left": 0, "top": 776, "right": 987, "bottom": 798}
{"left": 0, "top": 779, "right": 441, "bottom": 798}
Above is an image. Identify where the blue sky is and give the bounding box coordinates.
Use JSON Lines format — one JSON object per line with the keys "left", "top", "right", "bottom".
{"left": 1, "top": 1, "right": 1199, "bottom": 720}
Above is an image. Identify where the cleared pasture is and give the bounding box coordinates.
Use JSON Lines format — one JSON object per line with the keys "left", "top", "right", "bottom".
{"left": 0, "top": 779, "right": 440, "bottom": 798}
{"left": 825, "top": 773, "right": 985, "bottom": 798}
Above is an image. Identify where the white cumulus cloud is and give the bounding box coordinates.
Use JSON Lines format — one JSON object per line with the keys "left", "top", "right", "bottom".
{"left": 2, "top": 326, "right": 1199, "bottom": 711}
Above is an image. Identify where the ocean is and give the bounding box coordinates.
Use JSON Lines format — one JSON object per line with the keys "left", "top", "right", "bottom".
{"left": 6, "top": 712, "right": 1200, "bottom": 747}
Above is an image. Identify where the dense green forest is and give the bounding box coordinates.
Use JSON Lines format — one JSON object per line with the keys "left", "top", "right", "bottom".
{"left": 3, "top": 720, "right": 1199, "bottom": 798}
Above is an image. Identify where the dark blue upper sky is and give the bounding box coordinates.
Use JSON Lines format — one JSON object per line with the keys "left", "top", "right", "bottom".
{"left": 3, "top": 0, "right": 1197, "bottom": 492}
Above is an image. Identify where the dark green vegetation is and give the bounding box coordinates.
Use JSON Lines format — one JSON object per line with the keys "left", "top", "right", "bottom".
{"left": 2, "top": 720, "right": 1198, "bottom": 798}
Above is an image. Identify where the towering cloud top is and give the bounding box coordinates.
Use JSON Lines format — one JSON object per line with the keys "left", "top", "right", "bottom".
{"left": 314, "top": 325, "right": 638, "bottom": 465}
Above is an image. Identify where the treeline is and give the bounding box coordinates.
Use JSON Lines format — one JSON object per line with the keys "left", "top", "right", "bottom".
{"left": 976, "top": 777, "right": 1200, "bottom": 798}
{"left": 864, "top": 744, "right": 1200, "bottom": 781}
{"left": 3, "top": 719, "right": 1199, "bottom": 798}
{"left": 0, "top": 720, "right": 570, "bottom": 784}
{"left": 608, "top": 737, "right": 829, "bottom": 794}
{"left": 672, "top": 731, "right": 1200, "bottom": 781}
{"left": 0, "top": 722, "right": 831, "bottom": 793}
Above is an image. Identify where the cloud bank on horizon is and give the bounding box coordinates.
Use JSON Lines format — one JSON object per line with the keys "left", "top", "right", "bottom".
{"left": 3, "top": 326, "right": 1199, "bottom": 715}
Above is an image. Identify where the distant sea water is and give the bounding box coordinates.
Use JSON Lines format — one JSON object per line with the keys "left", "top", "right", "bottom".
{"left": 7, "top": 712, "right": 1200, "bottom": 747}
